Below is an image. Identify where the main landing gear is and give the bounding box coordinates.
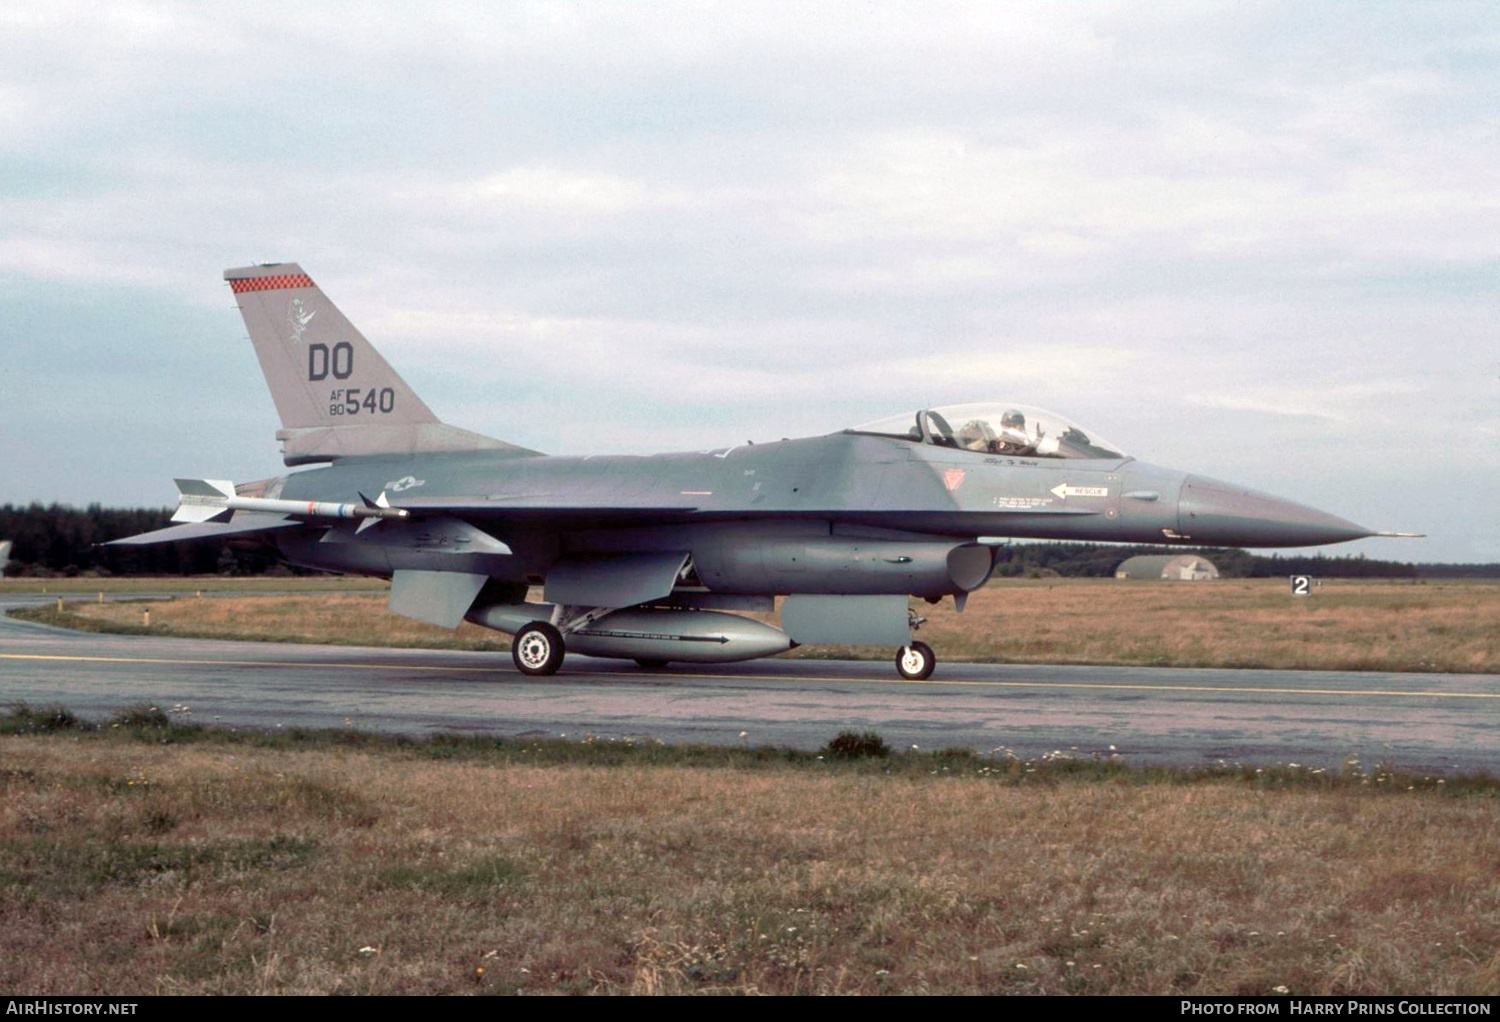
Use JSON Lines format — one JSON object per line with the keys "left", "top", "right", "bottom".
{"left": 511, "top": 621, "right": 565, "bottom": 676}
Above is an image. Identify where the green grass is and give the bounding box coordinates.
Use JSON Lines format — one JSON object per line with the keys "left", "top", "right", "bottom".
{"left": 8, "top": 702, "right": 1493, "bottom": 792}
{"left": 4, "top": 704, "right": 1498, "bottom": 995}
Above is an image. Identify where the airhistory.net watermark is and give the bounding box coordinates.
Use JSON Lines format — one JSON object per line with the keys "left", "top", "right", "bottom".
{"left": 5, "top": 1004, "right": 137, "bottom": 1015}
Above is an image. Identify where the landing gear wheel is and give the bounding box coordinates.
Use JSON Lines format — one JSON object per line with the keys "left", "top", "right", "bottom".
{"left": 512, "top": 622, "right": 565, "bottom": 676}
{"left": 895, "top": 641, "right": 935, "bottom": 680}
{"left": 634, "top": 658, "right": 669, "bottom": 670}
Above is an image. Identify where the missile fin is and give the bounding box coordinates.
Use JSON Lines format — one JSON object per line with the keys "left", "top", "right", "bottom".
{"left": 171, "top": 478, "right": 236, "bottom": 523}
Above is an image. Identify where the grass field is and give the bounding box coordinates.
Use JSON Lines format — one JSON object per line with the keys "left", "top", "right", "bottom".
{"left": 14, "top": 577, "right": 1499, "bottom": 673}
{"left": 2, "top": 708, "right": 1497, "bottom": 996}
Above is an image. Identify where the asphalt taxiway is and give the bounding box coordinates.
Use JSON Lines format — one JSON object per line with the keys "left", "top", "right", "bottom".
{"left": 2, "top": 594, "right": 1495, "bottom": 772}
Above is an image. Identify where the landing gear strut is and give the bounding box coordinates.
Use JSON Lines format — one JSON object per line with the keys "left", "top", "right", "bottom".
{"left": 895, "top": 640, "right": 935, "bottom": 680}
{"left": 512, "top": 621, "right": 565, "bottom": 676}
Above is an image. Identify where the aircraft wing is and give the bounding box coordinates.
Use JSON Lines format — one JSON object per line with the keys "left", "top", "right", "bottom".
{"left": 394, "top": 493, "right": 703, "bottom": 512}
{"left": 389, "top": 493, "right": 707, "bottom": 529}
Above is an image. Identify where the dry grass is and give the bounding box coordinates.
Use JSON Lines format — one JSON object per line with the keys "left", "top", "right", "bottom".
{"left": 45, "top": 592, "right": 509, "bottom": 651}
{"left": 900, "top": 579, "right": 1500, "bottom": 674}
{"left": 2, "top": 727, "right": 1497, "bottom": 995}
{"left": 38, "top": 578, "right": 1500, "bottom": 673}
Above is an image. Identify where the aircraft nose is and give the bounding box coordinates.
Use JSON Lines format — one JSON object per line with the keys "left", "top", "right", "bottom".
{"left": 1178, "top": 474, "right": 1374, "bottom": 547}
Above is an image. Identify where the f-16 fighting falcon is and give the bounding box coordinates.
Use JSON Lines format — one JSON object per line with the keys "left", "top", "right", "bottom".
{"left": 116, "top": 263, "right": 1390, "bottom": 679}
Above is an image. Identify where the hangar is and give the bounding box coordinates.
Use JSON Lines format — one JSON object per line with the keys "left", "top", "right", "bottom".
{"left": 1115, "top": 554, "right": 1220, "bottom": 581}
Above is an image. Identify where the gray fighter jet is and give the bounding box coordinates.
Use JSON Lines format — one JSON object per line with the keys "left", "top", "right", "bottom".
{"left": 116, "top": 263, "right": 1387, "bottom": 679}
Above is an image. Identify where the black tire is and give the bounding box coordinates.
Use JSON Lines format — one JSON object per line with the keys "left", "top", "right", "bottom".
{"left": 634, "top": 658, "right": 669, "bottom": 670}
{"left": 512, "top": 622, "right": 565, "bottom": 676}
{"left": 895, "top": 641, "right": 935, "bottom": 680}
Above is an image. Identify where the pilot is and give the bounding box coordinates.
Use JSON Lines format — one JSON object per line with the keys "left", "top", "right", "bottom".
{"left": 994, "top": 409, "right": 1034, "bottom": 454}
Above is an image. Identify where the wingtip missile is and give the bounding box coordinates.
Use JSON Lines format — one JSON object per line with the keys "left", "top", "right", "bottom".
{"left": 171, "top": 478, "right": 411, "bottom": 527}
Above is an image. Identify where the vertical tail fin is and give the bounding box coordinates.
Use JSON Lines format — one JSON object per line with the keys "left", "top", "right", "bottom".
{"left": 225, "top": 263, "right": 535, "bottom": 465}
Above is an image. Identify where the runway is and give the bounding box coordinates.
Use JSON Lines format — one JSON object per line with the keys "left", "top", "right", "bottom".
{"left": 2, "top": 594, "right": 1496, "bottom": 772}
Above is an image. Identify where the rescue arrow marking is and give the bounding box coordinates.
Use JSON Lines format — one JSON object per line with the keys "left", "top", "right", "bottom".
{"left": 1050, "top": 483, "right": 1109, "bottom": 500}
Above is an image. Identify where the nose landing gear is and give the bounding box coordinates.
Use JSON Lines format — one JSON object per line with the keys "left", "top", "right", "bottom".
{"left": 895, "top": 606, "right": 936, "bottom": 679}
{"left": 895, "top": 640, "right": 936, "bottom": 680}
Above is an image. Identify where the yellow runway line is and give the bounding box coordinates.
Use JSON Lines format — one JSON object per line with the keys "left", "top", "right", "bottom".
{"left": 4, "top": 652, "right": 1494, "bottom": 699}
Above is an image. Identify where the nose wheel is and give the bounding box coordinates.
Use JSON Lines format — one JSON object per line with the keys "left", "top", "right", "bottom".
{"left": 895, "top": 641, "right": 935, "bottom": 680}
{"left": 512, "top": 621, "right": 565, "bottom": 676}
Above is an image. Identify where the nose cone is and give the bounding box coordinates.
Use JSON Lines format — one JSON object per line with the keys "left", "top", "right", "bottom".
{"left": 1178, "top": 475, "right": 1373, "bottom": 547}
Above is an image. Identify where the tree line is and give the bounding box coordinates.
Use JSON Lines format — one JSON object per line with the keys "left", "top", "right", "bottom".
{"left": 0, "top": 503, "right": 284, "bottom": 577}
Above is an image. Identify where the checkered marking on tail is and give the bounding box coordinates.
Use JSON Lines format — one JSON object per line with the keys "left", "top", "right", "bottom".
{"left": 230, "top": 273, "right": 315, "bottom": 294}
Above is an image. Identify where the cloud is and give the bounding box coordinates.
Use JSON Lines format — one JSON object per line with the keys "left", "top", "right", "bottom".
{"left": 1185, "top": 381, "right": 1424, "bottom": 424}
{"left": 1, "top": 1, "right": 1496, "bottom": 560}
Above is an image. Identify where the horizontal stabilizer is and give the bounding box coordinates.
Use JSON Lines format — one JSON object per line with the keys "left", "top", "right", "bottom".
{"left": 106, "top": 513, "right": 302, "bottom": 546}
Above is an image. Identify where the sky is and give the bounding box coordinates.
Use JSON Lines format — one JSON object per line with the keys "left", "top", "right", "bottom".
{"left": 2, "top": 1, "right": 1496, "bottom": 562}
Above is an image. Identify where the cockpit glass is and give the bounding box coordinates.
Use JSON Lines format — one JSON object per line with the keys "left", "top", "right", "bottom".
{"left": 848, "top": 403, "right": 1125, "bottom": 460}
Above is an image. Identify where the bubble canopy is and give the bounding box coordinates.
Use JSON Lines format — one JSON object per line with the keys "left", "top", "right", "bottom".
{"left": 847, "top": 403, "right": 1126, "bottom": 461}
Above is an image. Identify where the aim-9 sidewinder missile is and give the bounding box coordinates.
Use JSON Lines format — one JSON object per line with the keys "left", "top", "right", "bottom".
{"left": 171, "top": 478, "right": 409, "bottom": 531}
